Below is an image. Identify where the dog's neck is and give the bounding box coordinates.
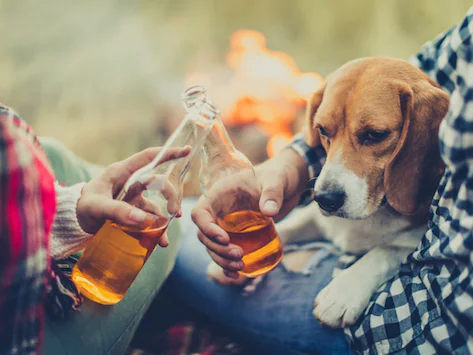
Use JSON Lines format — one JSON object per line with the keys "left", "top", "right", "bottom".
{"left": 383, "top": 202, "right": 430, "bottom": 227}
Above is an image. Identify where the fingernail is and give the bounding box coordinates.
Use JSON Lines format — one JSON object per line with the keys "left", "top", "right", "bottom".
{"left": 263, "top": 200, "right": 279, "bottom": 214}
{"left": 160, "top": 234, "right": 169, "bottom": 247}
{"left": 228, "top": 249, "right": 243, "bottom": 258}
{"left": 229, "top": 261, "right": 244, "bottom": 270}
{"left": 129, "top": 208, "right": 147, "bottom": 223}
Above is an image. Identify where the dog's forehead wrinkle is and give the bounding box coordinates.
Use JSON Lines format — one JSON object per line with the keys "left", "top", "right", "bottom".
{"left": 327, "top": 71, "right": 397, "bottom": 135}
{"left": 343, "top": 125, "right": 360, "bottom": 152}
{"left": 316, "top": 111, "right": 344, "bottom": 137}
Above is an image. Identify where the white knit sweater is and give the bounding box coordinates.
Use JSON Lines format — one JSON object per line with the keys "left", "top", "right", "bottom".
{"left": 50, "top": 182, "right": 93, "bottom": 260}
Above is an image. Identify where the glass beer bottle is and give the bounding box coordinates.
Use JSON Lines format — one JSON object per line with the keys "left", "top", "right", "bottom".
{"left": 72, "top": 87, "right": 216, "bottom": 305}
{"left": 198, "top": 105, "right": 283, "bottom": 278}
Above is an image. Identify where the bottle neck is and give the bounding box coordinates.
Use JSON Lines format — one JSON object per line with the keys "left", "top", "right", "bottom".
{"left": 117, "top": 110, "right": 214, "bottom": 202}
{"left": 200, "top": 118, "right": 238, "bottom": 162}
{"left": 199, "top": 117, "right": 254, "bottom": 197}
{"left": 167, "top": 110, "right": 216, "bottom": 184}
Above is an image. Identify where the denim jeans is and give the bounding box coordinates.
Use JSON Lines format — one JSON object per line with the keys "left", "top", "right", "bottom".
{"left": 166, "top": 199, "right": 351, "bottom": 355}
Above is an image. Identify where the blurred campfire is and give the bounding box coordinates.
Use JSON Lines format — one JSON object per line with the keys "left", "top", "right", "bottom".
{"left": 160, "top": 30, "right": 323, "bottom": 196}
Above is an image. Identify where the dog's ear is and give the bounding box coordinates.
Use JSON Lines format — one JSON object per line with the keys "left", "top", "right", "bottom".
{"left": 304, "top": 86, "right": 325, "bottom": 147}
{"left": 384, "top": 78, "right": 449, "bottom": 215}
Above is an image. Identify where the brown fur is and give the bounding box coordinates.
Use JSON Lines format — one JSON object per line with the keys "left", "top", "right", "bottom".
{"left": 305, "top": 57, "right": 449, "bottom": 216}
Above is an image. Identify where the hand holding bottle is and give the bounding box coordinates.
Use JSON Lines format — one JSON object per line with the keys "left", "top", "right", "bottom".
{"left": 192, "top": 147, "right": 309, "bottom": 279}
{"left": 77, "top": 146, "right": 191, "bottom": 247}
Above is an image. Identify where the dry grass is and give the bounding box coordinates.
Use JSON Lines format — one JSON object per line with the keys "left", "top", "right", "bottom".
{"left": 0, "top": 0, "right": 471, "bottom": 165}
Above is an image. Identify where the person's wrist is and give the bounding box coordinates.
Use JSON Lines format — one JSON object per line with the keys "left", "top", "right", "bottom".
{"left": 75, "top": 187, "right": 88, "bottom": 233}
{"left": 281, "top": 147, "right": 309, "bottom": 191}
{"left": 76, "top": 183, "right": 98, "bottom": 234}
{"left": 257, "top": 148, "right": 308, "bottom": 194}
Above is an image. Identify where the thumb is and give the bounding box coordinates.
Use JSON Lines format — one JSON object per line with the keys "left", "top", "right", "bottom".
{"left": 259, "top": 176, "right": 285, "bottom": 217}
{"left": 98, "top": 199, "right": 149, "bottom": 227}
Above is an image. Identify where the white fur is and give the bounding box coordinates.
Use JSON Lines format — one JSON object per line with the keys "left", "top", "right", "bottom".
{"left": 314, "top": 154, "right": 370, "bottom": 219}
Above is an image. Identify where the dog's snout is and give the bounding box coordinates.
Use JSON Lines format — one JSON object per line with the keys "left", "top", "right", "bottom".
{"left": 314, "top": 191, "right": 346, "bottom": 213}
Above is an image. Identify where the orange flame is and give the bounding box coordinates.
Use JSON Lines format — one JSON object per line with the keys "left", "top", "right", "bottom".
{"left": 186, "top": 29, "right": 323, "bottom": 157}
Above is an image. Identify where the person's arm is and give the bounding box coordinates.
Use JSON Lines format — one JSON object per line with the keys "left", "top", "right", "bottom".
{"left": 286, "top": 132, "right": 327, "bottom": 205}
{"left": 0, "top": 104, "right": 51, "bottom": 354}
{"left": 409, "top": 21, "right": 467, "bottom": 95}
{"left": 50, "top": 145, "right": 192, "bottom": 260}
{"left": 50, "top": 182, "right": 92, "bottom": 259}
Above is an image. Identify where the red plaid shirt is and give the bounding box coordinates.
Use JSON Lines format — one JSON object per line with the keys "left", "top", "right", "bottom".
{"left": 0, "top": 104, "right": 57, "bottom": 354}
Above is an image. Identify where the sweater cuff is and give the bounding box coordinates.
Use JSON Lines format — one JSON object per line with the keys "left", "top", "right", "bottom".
{"left": 51, "top": 182, "right": 92, "bottom": 260}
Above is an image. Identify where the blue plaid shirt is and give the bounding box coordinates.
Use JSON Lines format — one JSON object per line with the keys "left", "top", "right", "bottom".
{"left": 290, "top": 7, "right": 473, "bottom": 354}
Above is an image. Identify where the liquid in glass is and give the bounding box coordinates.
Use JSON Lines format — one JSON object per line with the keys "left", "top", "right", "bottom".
{"left": 217, "top": 210, "right": 283, "bottom": 277}
{"left": 72, "top": 216, "right": 168, "bottom": 305}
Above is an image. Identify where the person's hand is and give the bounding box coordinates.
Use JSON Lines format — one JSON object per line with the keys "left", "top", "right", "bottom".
{"left": 76, "top": 146, "right": 190, "bottom": 247}
{"left": 191, "top": 148, "right": 309, "bottom": 278}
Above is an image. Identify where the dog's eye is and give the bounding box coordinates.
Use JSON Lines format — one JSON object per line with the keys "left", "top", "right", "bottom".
{"left": 318, "top": 126, "right": 328, "bottom": 138}
{"left": 359, "top": 130, "right": 389, "bottom": 145}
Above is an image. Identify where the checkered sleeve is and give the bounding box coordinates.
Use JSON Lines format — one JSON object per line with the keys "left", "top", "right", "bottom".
{"left": 288, "top": 132, "right": 326, "bottom": 204}
{"left": 288, "top": 132, "right": 326, "bottom": 180}
{"left": 346, "top": 7, "right": 473, "bottom": 354}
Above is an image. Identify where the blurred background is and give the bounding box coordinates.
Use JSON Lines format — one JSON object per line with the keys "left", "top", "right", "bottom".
{"left": 1, "top": 0, "right": 471, "bottom": 184}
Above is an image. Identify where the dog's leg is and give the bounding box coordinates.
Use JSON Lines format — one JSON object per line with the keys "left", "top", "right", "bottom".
{"left": 312, "top": 244, "right": 413, "bottom": 328}
{"left": 277, "top": 202, "right": 327, "bottom": 245}
{"left": 312, "top": 225, "right": 425, "bottom": 328}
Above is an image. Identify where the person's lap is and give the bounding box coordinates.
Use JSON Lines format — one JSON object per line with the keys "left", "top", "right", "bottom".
{"left": 40, "top": 138, "right": 181, "bottom": 355}
{"left": 166, "top": 199, "right": 351, "bottom": 355}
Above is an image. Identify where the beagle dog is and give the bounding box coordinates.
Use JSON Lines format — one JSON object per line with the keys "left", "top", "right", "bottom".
{"left": 208, "top": 57, "right": 449, "bottom": 328}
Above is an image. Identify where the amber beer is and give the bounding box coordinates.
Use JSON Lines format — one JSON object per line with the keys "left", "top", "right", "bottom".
{"left": 72, "top": 216, "right": 168, "bottom": 305}
{"left": 218, "top": 210, "right": 283, "bottom": 277}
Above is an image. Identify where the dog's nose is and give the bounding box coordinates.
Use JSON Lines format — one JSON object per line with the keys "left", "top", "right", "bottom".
{"left": 313, "top": 191, "right": 346, "bottom": 213}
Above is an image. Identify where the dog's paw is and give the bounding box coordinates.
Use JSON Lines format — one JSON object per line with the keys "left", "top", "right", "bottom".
{"left": 312, "top": 271, "right": 372, "bottom": 328}
{"left": 206, "top": 261, "right": 248, "bottom": 286}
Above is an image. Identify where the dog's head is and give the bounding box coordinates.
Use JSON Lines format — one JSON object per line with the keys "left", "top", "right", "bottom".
{"left": 305, "top": 57, "right": 449, "bottom": 219}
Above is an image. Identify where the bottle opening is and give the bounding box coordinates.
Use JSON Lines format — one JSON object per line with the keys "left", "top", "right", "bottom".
{"left": 181, "top": 85, "right": 207, "bottom": 110}
{"left": 200, "top": 101, "right": 219, "bottom": 121}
